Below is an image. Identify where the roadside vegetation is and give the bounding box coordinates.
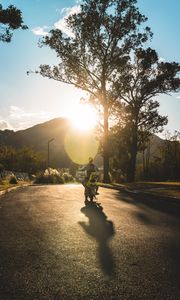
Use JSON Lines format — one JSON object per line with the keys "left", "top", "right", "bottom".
{"left": 9, "top": 175, "right": 18, "bottom": 184}
{"left": 0, "top": 146, "right": 46, "bottom": 174}
{"left": 34, "top": 168, "right": 74, "bottom": 184}
{"left": 0, "top": 176, "right": 29, "bottom": 192}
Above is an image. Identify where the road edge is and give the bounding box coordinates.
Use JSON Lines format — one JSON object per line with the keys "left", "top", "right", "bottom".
{"left": 99, "top": 183, "right": 180, "bottom": 204}
{"left": 0, "top": 184, "right": 30, "bottom": 198}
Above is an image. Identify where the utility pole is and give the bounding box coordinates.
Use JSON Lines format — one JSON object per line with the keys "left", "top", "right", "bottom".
{"left": 47, "top": 138, "right": 54, "bottom": 170}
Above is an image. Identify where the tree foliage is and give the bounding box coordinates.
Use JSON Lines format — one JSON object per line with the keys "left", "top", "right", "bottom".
{"left": 0, "top": 4, "right": 27, "bottom": 42}
{"left": 160, "top": 131, "right": 180, "bottom": 180}
{"left": 112, "top": 47, "right": 180, "bottom": 181}
{"left": 0, "top": 145, "right": 45, "bottom": 173}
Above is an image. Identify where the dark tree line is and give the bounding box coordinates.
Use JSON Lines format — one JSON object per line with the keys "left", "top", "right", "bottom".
{"left": 110, "top": 130, "right": 180, "bottom": 182}
{"left": 146, "top": 131, "right": 180, "bottom": 181}
{"left": 0, "top": 145, "right": 46, "bottom": 174}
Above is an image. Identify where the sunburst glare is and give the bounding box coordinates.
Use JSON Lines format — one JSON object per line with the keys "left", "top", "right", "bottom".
{"left": 68, "top": 103, "right": 98, "bottom": 132}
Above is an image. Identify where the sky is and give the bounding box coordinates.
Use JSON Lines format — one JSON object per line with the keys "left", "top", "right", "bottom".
{"left": 0, "top": 0, "right": 180, "bottom": 135}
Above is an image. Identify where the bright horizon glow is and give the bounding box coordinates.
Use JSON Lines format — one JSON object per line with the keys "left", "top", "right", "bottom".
{"left": 67, "top": 103, "right": 98, "bottom": 132}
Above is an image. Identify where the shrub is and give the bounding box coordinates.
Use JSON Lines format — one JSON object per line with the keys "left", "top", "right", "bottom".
{"left": 9, "top": 175, "right": 18, "bottom": 184}
{"left": 34, "top": 168, "right": 64, "bottom": 184}
{"left": 62, "top": 172, "right": 74, "bottom": 183}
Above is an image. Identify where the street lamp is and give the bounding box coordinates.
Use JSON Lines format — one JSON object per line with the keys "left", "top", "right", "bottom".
{"left": 47, "top": 138, "right": 54, "bottom": 170}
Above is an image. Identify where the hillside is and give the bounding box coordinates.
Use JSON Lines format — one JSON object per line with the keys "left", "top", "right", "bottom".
{"left": 136, "top": 134, "right": 164, "bottom": 164}
{"left": 0, "top": 118, "right": 72, "bottom": 168}
{"left": 0, "top": 118, "right": 104, "bottom": 168}
{"left": 0, "top": 118, "right": 165, "bottom": 169}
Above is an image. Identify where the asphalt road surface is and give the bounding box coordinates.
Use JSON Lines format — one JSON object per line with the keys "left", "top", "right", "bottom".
{"left": 0, "top": 184, "right": 180, "bottom": 300}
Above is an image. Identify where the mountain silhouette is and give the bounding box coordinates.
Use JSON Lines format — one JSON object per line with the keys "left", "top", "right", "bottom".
{"left": 0, "top": 118, "right": 102, "bottom": 168}
{"left": 0, "top": 118, "right": 72, "bottom": 168}
{"left": 0, "top": 118, "right": 165, "bottom": 170}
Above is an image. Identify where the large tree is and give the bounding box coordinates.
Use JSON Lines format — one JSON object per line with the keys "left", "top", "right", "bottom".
{"left": 113, "top": 47, "right": 180, "bottom": 181}
{"left": 0, "top": 4, "right": 27, "bottom": 42}
{"left": 39, "top": 0, "right": 152, "bottom": 182}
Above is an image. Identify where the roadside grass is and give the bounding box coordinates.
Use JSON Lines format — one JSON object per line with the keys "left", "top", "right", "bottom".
{"left": 0, "top": 180, "right": 11, "bottom": 191}
{"left": 0, "top": 180, "right": 30, "bottom": 192}
{"left": 99, "top": 181, "right": 180, "bottom": 199}
{"left": 121, "top": 181, "right": 180, "bottom": 190}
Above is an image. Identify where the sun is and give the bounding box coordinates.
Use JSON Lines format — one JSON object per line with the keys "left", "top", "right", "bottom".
{"left": 68, "top": 103, "right": 98, "bottom": 132}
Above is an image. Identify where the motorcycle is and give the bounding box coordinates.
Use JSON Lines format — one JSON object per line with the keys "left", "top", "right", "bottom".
{"left": 84, "top": 171, "right": 99, "bottom": 202}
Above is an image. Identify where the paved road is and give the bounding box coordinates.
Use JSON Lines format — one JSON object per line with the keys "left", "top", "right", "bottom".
{"left": 0, "top": 184, "right": 180, "bottom": 300}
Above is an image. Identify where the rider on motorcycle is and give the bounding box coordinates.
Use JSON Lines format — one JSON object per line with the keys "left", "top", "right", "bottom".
{"left": 82, "top": 157, "right": 99, "bottom": 200}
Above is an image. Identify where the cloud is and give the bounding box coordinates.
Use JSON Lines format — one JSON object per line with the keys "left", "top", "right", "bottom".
{"left": 10, "top": 106, "right": 24, "bottom": 119}
{"left": 9, "top": 106, "right": 53, "bottom": 130}
{"left": 158, "top": 57, "right": 165, "bottom": 63}
{"left": 54, "top": 5, "right": 81, "bottom": 37}
{"left": 54, "top": 18, "right": 73, "bottom": 37}
{"left": 0, "top": 120, "right": 13, "bottom": 130}
{"left": 61, "top": 5, "right": 81, "bottom": 16}
{"left": 10, "top": 106, "right": 52, "bottom": 119}
{"left": 31, "top": 26, "right": 49, "bottom": 36}
{"left": 32, "top": 5, "right": 81, "bottom": 38}
{"left": 59, "top": 7, "right": 67, "bottom": 15}
{"left": 176, "top": 96, "right": 180, "bottom": 99}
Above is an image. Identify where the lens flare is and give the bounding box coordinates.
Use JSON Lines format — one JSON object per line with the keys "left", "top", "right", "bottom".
{"left": 64, "top": 129, "right": 99, "bottom": 165}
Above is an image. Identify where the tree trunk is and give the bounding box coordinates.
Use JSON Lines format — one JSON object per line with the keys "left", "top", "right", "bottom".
{"left": 145, "top": 141, "right": 151, "bottom": 179}
{"left": 142, "top": 148, "right": 145, "bottom": 178}
{"left": 127, "top": 125, "right": 138, "bottom": 182}
{"left": 103, "top": 104, "right": 110, "bottom": 183}
{"left": 142, "top": 141, "right": 151, "bottom": 180}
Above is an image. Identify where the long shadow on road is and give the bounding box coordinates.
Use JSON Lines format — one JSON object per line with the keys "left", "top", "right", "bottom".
{"left": 117, "top": 190, "right": 180, "bottom": 296}
{"left": 79, "top": 201, "right": 115, "bottom": 277}
{"left": 117, "top": 190, "right": 180, "bottom": 221}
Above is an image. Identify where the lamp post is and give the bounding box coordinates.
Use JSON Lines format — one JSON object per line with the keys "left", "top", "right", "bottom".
{"left": 47, "top": 138, "right": 54, "bottom": 170}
